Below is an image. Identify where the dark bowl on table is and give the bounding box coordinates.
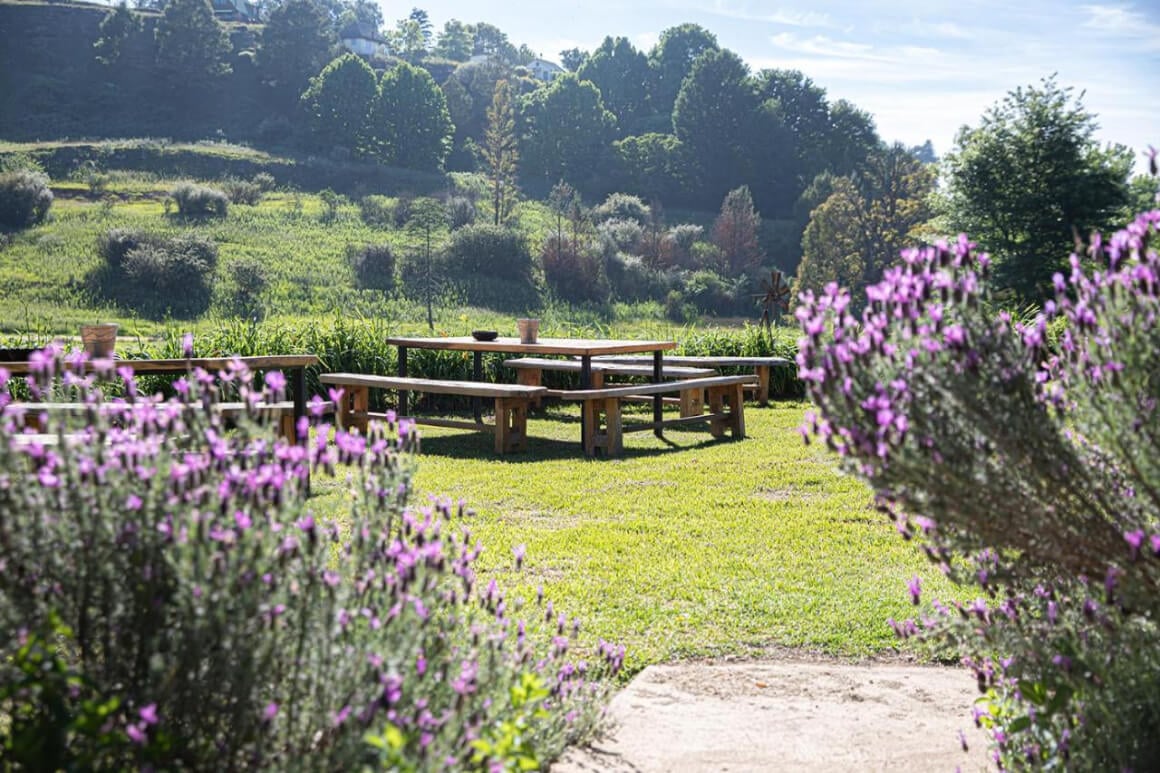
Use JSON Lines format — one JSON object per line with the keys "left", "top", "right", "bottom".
{"left": 471, "top": 330, "right": 499, "bottom": 342}
{"left": 0, "top": 347, "right": 37, "bottom": 362}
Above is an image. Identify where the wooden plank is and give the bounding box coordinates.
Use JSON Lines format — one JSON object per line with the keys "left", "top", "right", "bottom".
{"left": 385, "top": 336, "right": 676, "bottom": 357}
{"left": 592, "top": 355, "right": 793, "bottom": 367}
{"left": 504, "top": 358, "right": 713, "bottom": 378}
{"left": 2, "top": 355, "right": 320, "bottom": 377}
{"left": 321, "top": 373, "right": 545, "bottom": 399}
{"left": 552, "top": 375, "right": 754, "bottom": 401}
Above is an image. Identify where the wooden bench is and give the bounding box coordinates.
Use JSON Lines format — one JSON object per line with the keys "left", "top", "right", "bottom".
{"left": 592, "top": 355, "right": 793, "bottom": 405}
{"left": 503, "top": 357, "right": 715, "bottom": 413}
{"left": 319, "top": 373, "right": 546, "bottom": 454}
{"left": 212, "top": 400, "right": 334, "bottom": 443}
{"left": 550, "top": 374, "right": 754, "bottom": 457}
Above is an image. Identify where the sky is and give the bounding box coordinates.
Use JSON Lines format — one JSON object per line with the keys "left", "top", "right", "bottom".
{"left": 383, "top": 0, "right": 1160, "bottom": 169}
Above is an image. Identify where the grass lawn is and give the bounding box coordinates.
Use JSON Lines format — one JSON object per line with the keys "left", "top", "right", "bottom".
{"left": 310, "top": 399, "right": 959, "bottom": 675}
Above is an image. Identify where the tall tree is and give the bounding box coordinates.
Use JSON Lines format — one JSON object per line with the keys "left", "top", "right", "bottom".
{"left": 94, "top": 3, "right": 140, "bottom": 67}
{"left": 471, "top": 22, "right": 517, "bottom": 63}
{"left": 154, "top": 0, "right": 231, "bottom": 87}
{"left": 825, "top": 99, "right": 879, "bottom": 177}
{"left": 672, "top": 49, "right": 757, "bottom": 207}
{"left": 648, "top": 23, "right": 718, "bottom": 121}
{"left": 795, "top": 144, "right": 936, "bottom": 299}
{"left": 943, "top": 76, "right": 1132, "bottom": 301}
{"left": 434, "top": 19, "right": 472, "bottom": 61}
{"left": 408, "top": 7, "right": 432, "bottom": 48}
{"left": 405, "top": 198, "right": 449, "bottom": 330}
{"left": 368, "top": 62, "right": 453, "bottom": 171}
{"left": 389, "top": 17, "right": 427, "bottom": 63}
{"left": 520, "top": 73, "right": 618, "bottom": 190}
{"left": 480, "top": 79, "right": 520, "bottom": 225}
{"left": 712, "top": 185, "right": 764, "bottom": 275}
{"left": 755, "top": 69, "right": 831, "bottom": 184}
{"left": 259, "top": 0, "right": 336, "bottom": 106}
{"left": 577, "top": 36, "right": 650, "bottom": 133}
{"left": 559, "top": 47, "right": 587, "bottom": 72}
{"left": 299, "top": 53, "right": 378, "bottom": 153}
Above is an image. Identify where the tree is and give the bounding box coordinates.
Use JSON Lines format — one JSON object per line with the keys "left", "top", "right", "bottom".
{"left": 259, "top": 0, "right": 336, "bottom": 106}
{"left": 480, "top": 79, "right": 519, "bottom": 225}
{"left": 368, "top": 62, "right": 453, "bottom": 171}
{"left": 405, "top": 198, "right": 449, "bottom": 330}
{"left": 389, "top": 17, "right": 426, "bottom": 64}
{"left": 672, "top": 49, "right": 757, "bottom": 207}
{"left": 471, "top": 22, "right": 517, "bottom": 63}
{"left": 154, "top": 0, "right": 231, "bottom": 87}
{"left": 520, "top": 73, "right": 618, "bottom": 191}
{"left": 559, "top": 47, "right": 587, "bottom": 72}
{"left": 755, "top": 69, "right": 830, "bottom": 184}
{"left": 647, "top": 23, "right": 718, "bottom": 120}
{"left": 795, "top": 144, "right": 935, "bottom": 299}
{"left": 577, "top": 37, "right": 650, "bottom": 134}
{"left": 943, "top": 76, "right": 1132, "bottom": 302}
{"left": 408, "top": 7, "right": 432, "bottom": 48}
{"left": 712, "top": 185, "right": 763, "bottom": 275}
{"left": 93, "top": 3, "right": 140, "bottom": 67}
{"left": 610, "top": 133, "right": 688, "bottom": 202}
{"left": 299, "top": 53, "right": 378, "bottom": 153}
{"left": 434, "top": 19, "right": 472, "bottom": 61}
{"left": 825, "top": 99, "right": 879, "bottom": 177}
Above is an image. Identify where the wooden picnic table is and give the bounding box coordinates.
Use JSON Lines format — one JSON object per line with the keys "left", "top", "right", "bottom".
{"left": 3, "top": 354, "right": 320, "bottom": 443}
{"left": 384, "top": 336, "right": 677, "bottom": 446}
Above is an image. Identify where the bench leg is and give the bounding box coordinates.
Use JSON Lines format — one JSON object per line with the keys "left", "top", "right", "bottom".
{"left": 337, "top": 386, "right": 369, "bottom": 433}
{"left": 494, "top": 398, "right": 510, "bottom": 454}
{"left": 582, "top": 399, "right": 600, "bottom": 457}
{"left": 679, "top": 383, "right": 704, "bottom": 417}
{"left": 493, "top": 397, "right": 530, "bottom": 454}
{"left": 279, "top": 412, "right": 297, "bottom": 444}
{"left": 516, "top": 370, "right": 543, "bottom": 407}
{"left": 708, "top": 385, "right": 727, "bottom": 438}
{"left": 729, "top": 382, "right": 746, "bottom": 438}
{"left": 756, "top": 366, "right": 770, "bottom": 406}
{"left": 604, "top": 397, "right": 622, "bottom": 457}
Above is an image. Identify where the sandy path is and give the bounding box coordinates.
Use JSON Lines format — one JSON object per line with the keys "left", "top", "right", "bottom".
{"left": 553, "top": 659, "right": 992, "bottom": 772}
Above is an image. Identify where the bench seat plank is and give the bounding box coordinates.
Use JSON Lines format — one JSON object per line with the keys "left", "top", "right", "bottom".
{"left": 320, "top": 373, "right": 545, "bottom": 454}
{"left": 592, "top": 355, "right": 792, "bottom": 405}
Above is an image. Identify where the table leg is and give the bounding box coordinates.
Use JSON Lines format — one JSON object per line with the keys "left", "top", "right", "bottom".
{"left": 653, "top": 350, "right": 664, "bottom": 438}
{"left": 291, "top": 366, "right": 306, "bottom": 445}
{"left": 580, "top": 355, "right": 593, "bottom": 450}
{"left": 398, "top": 346, "right": 408, "bottom": 416}
{"left": 473, "top": 350, "right": 483, "bottom": 424}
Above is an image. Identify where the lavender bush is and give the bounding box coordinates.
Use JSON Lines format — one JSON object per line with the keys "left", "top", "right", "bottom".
{"left": 796, "top": 199, "right": 1160, "bottom": 768}
{"left": 0, "top": 347, "right": 622, "bottom": 769}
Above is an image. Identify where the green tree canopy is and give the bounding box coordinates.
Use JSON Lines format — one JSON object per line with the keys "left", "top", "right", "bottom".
{"left": 481, "top": 79, "right": 520, "bottom": 225}
{"left": 299, "top": 53, "right": 378, "bottom": 153}
{"left": 795, "top": 144, "right": 935, "bottom": 299}
{"left": 434, "top": 19, "right": 473, "bottom": 60}
{"left": 577, "top": 36, "right": 651, "bottom": 134}
{"left": 943, "top": 76, "right": 1132, "bottom": 301}
{"left": 648, "top": 23, "right": 718, "bottom": 121}
{"left": 368, "top": 62, "right": 453, "bottom": 171}
{"left": 94, "top": 3, "right": 140, "bottom": 67}
{"left": 520, "top": 73, "right": 618, "bottom": 190}
{"left": 559, "top": 47, "right": 587, "bottom": 72}
{"left": 672, "top": 48, "right": 758, "bottom": 207}
{"left": 259, "top": 0, "right": 336, "bottom": 104}
{"left": 154, "top": 0, "right": 231, "bottom": 86}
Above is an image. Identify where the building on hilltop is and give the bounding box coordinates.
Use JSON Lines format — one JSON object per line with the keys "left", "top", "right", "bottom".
{"left": 212, "top": 0, "right": 258, "bottom": 23}
{"left": 340, "top": 21, "right": 389, "bottom": 59}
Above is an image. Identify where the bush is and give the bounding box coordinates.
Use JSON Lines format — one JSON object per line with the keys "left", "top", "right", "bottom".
{"left": 350, "top": 242, "right": 396, "bottom": 291}
{"left": 445, "top": 195, "right": 477, "bottom": 229}
{"left": 252, "top": 172, "right": 277, "bottom": 192}
{"left": 591, "top": 192, "right": 649, "bottom": 225}
{"left": 0, "top": 351, "right": 622, "bottom": 770}
{"left": 542, "top": 236, "right": 609, "bottom": 304}
{"left": 798, "top": 210, "right": 1160, "bottom": 769}
{"left": 97, "top": 228, "right": 155, "bottom": 271}
{"left": 221, "top": 177, "right": 263, "bottom": 205}
{"left": 358, "top": 195, "right": 394, "bottom": 228}
{"left": 0, "top": 170, "right": 53, "bottom": 230}
{"left": 597, "top": 218, "right": 644, "bottom": 253}
{"left": 221, "top": 256, "right": 269, "bottom": 318}
{"left": 169, "top": 182, "right": 229, "bottom": 218}
{"left": 119, "top": 234, "right": 218, "bottom": 318}
{"left": 445, "top": 223, "right": 534, "bottom": 284}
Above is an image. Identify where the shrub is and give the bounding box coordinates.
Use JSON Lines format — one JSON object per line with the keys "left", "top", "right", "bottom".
{"left": 358, "top": 195, "right": 394, "bottom": 228}
{"left": 318, "top": 188, "right": 345, "bottom": 223}
{"left": 120, "top": 234, "right": 218, "bottom": 318}
{"left": 591, "top": 192, "right": 649, "bottom": 225}
{"left": 221, "top": 256, "right": 269, "bottom": 318}
{"left": 542, "top": 236, "right": 609, "bottom": 304}
{"left": 445, "top": 195, "right": 477, "bottom": 229}
{"left": 350, "top": 242, "right": 396, "bottom": 291}
{"left": 221, "top": 177, "right": 264, "bottom": 205}
{"left": 0, "top": 351, "right": 622, "bottom": 770}
{"left": 0, "top": 170, "right": 53, "bottom": 230}
{"left": 445, "top": 223, "right": 534, "bottom": 284}
{"left": 97, "top": 228, "right": 155, "bottom": 270}
{"left": 169, "top": 182, "right": 229, "bottom": 217}
{"left": 797, "top": 209, "right": 1160, "bottom": 769}
{"left": 252, "top": 171, "right": 277, "bottom": 192}
{"left": 597, "top": 218, "right": 644, "bottom": 253}
{"left": 392, "top": 193, "right": 415, "bottom": 229}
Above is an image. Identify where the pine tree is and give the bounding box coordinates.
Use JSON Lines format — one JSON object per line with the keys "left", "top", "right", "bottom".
{"left": 480, "top": 79, "right": 519, "bottom": 226}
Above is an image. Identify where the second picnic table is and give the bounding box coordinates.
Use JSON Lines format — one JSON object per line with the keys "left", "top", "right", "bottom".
{"left": 384, "top": 335, "right": 677, "bottom": 445}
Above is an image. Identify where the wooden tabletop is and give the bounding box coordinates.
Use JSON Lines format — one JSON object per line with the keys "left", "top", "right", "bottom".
{"left": 0, "top": 354, "right": 319, "bottom": 377}
{"left": 384, "top": 336, "right": 676, "bottom": 357}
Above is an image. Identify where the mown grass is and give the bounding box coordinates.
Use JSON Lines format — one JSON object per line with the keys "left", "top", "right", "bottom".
{"left": 308, "top": 400, "right": 959, "bottom": 675}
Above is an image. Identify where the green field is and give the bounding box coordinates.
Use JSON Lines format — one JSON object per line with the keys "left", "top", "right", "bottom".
{"left": 308, "top": 400, "right": 959, "bottom": 675}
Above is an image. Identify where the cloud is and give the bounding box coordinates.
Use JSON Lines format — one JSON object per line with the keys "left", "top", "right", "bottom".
{"left": 769, "top": 32, "right": 883, "bottom": 61}
{"left": 696, "top": 0, "right": 832, "bottom": 27}
{"left": 1080, "top": 3, "right": 1160, "bottom": 49}
{"left": 904, "top": 19, "right": 976, "bottom": 40}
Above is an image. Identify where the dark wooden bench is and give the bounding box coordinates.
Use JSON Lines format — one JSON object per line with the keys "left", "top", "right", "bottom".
{"left": 592, "top": 355, "right": 794, "bottom": 405}
{"left": 550, "top": 374, "right": 754, "bottom": 457}
{"left": 319, "top": 373, "right": 547, "bottom": 454}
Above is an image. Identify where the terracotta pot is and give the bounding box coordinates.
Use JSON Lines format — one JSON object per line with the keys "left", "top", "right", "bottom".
{"left": 517, "top": 318, "right": 540, "bottom": 344}
{"left": 80, "top": 323, "right": 119, "bottom": 357}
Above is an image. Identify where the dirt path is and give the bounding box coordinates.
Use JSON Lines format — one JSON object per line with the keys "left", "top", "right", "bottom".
{"left": 553, "top": 658, "right": 992, "bottom": 772}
